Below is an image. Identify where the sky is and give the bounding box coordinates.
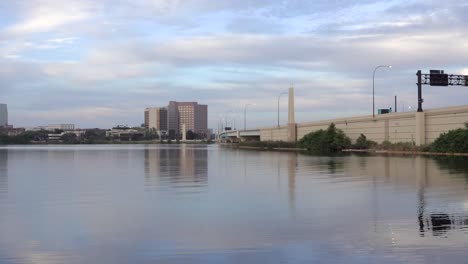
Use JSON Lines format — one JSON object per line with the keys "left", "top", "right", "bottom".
{"left": 0, "top": 0, "right": 467, "bottom": 129}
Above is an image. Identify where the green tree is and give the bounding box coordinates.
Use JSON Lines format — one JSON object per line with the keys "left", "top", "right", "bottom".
{"left": 298, "top": 123, "right": 351, "bottom": 153}
{"left": 354, "top": 134, "right": 377, "bottom": 149}
{"left": 144, "top": 128, "right": 159, "bottom": 140}
{"left": 429, "top": 123, "right": 468, "bottom": 153}
{"left": 84, "top": 129, "right": 106, "bottom": 143}
{"left": 186, "top": 130, "right": 195, "bottom": 140}
{"left": 61, "top": 133, "right": 78, "bottom": 144}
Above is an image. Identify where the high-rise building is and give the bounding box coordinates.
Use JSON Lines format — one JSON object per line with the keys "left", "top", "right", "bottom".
{"left": 195, "top": 104, "right": 208, "bottom": 133}
{"left": 167, "top": 102, "right": 179, "bottom": 135}
{"left": 144, "top": 107, "right": 168, "bottom": 132}
{"left": 0, "top": 104, "right": 7, "bottom": 128}
{"left": 164, "top": 101, "right": 208, "bottom": 138}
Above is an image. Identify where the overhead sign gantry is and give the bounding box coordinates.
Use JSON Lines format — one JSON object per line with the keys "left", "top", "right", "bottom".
{"left": 416, "top": 70, "right": 468, "bottom": 112}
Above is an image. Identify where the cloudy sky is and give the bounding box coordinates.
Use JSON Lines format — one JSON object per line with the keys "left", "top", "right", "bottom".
{"left": 0, "top": 0, "right": 467, "bottom": 129}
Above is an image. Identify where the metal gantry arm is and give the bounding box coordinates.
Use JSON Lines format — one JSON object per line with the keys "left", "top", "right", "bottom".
{"left": 419, "top": 74, "right": 468, "bottom": 86}
{"left": 416, "top": 70, "right": 468, "bottom": 112}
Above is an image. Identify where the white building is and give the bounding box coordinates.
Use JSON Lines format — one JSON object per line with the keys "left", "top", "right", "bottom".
{"left": 26, "top": 124, "right": 75, "bottom": 132}
{"left": 48, "top": 130, "right": 85, "bottom": 141}
{"left": 47, "top": 124, "right": 75, "bottom": 131}
{"left": 0, "top": 104, "right": 7, "bottom": 127}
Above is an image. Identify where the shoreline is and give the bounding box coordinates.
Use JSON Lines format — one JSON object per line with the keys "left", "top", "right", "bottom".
{"left": 0, "top": 140, "right": 214, "bottom": 146}
{"left": 220, "top": 143, "right": 468, "bottom": 157}
{"left": 342, "top": 149, "right": 468, "bottom": 157}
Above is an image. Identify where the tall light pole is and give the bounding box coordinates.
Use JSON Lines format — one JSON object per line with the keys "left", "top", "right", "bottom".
{"left": 373, "top": 65, "right": 392, "bottom": 118}
{"left": 244, "top": 103, "right": 254, "bottom": 131}
{"left": 277, "top": 91, "right": 288, "bottom": 127}
{"left": 217, "top": 116, "right": 224, "bottom": 140}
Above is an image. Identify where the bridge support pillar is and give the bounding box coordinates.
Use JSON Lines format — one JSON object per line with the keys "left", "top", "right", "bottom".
{"left": 415, "top": 112, "right": 425, "bottom": 146}
{"left": 288, "top": 123, "right": 297, "bottom": 142}
{"left": 287, "top": 87, "right": 297, "bottom": 142}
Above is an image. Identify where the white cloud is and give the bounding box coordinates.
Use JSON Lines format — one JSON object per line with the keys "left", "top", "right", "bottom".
{"left": 1, "top": 0, "right": 468, "bottom": 128}
{"left": 4, "top": 1, "right": 91, "bottom": 35}
{"left": 47, "top": 37, "right": 78, "bottom": 44}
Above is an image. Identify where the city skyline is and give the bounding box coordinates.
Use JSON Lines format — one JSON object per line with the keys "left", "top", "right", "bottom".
{"left": 0, "top": 1, "right": 467, "bottom": 129}
{"left": 146, "top": 101, "right": 208, "bottom": 137}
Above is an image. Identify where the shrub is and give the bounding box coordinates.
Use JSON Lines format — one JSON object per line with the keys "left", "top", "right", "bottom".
{"left": 429, "top": 123, "right": 468, "bottom": 153}
{"left": 376, "top": 141, "right": 417, "bottom": 151}
{"left": 354, "top": 134, "right": 377, "bottom": 149}
{"left": 0, "top": 133, "right": 32, "bottom": 144}
{"left": 238, "top": 140, "right": 296, "bottom": 149}
{"left": 298, "top": 123, "right": 351, "bottom": 153}
{"left": 61, "top": 133, "right": 79, "bottom": 144}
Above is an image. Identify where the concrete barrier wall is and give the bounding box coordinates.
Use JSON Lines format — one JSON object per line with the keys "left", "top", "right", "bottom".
{"left": 388, "top": 117, "right": 416, "bottom": 143}
{"left": 425, "top": 106, "right": 468, "bottom": 143}
{"left": 260, "top": 126, "right": 288, "bottom": 141}
{"left": 259, "top": 105, "right": 468, "bottom": 145}
{"left": 296, "top": 113, "right": 416, "bottom": 143}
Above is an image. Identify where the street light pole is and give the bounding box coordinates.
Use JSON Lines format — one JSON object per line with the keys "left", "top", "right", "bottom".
{"left": 373, "top": 65, "right": 392, "bottom": 118}
{"left": 277, "top": 92, "right": 288, "bottom": 127}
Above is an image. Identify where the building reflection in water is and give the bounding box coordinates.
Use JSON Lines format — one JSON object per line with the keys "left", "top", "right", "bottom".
{"left": 288, "top": 153, "right": 297, "bottom": 216}
{"left": 0, "top": 149, "right": 7, "bottom": 197}
{"left": 144, "top": 145, "right": 208, "bottom": 187}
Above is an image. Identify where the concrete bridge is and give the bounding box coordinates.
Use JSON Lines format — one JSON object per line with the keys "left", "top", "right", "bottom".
{"left": 217, "top": 87, "right": 468, "bottom": 146}
{"left": 219, "top": 129, "right": 261, "bottom": 142}
{"left": 219, "top": 87, "right": 298, "bottom": 143}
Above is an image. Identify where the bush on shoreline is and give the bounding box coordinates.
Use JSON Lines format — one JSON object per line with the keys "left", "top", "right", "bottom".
{"left": 376, "top": 141, "right": 419, "bottom": 151}
{"left": 298, "top": 123, "right": 351, "bottom": 153}
{"left": 429, "top": 123, "right": 468, "bottom": 153}
{"left": 238, "top": 140, "right": 297, "bottom": 150}
{"left": 353, "top": 134, "right": 377, "bottom": 149}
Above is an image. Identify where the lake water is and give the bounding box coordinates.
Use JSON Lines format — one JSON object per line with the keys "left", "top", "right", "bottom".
{"left": 0, "top": 144, "right": 467, "bottom": 263}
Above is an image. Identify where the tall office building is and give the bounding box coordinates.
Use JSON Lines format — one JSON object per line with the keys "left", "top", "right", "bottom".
{"left": 0, "top": 104, "right": 7, "bottom": 127}
{"left": 167, "top": 102, "right": 179, "bottom": 135}
{"left": 166, "top": 101, "right": 208, "bottom": 137}
{"left": 144, "top": 107, "right": 168, "bottom": 132}
{"left": 195, "top": 104, "right": 208, "bottom": 133}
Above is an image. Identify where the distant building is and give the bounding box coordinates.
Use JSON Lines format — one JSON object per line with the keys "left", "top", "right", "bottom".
{"left": 0, "top": 127, "right": 24, "bottom": 136}
{"left": 168, "top": 101, "right": 208, "bottom": 137}
{"left": 167, "top": 101, "right": 179, "bottom": 137}
{"left": 47, "top": 124, "right": 75, "bottom": 131}
{"left": 0, "top": 104, "right": 7, "bottom": 127}
{"left": 144, "top": 107, "right": 168, "bottom": 133}
{"left": 145, "top": 101, "right": 208, "bottom": 139}
{"left": 27, "top": 124, "right": 75, "bottom": 131}
{"left": 47, "top": 130, "right": 85, "bottom": 141}
{"left": 106, "top": 127, "right": 144, "bottom": 141}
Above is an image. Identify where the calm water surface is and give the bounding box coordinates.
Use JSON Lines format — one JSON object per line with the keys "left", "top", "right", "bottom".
{"left": 0, "top": 144, "right": 467, "bottom": 263}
